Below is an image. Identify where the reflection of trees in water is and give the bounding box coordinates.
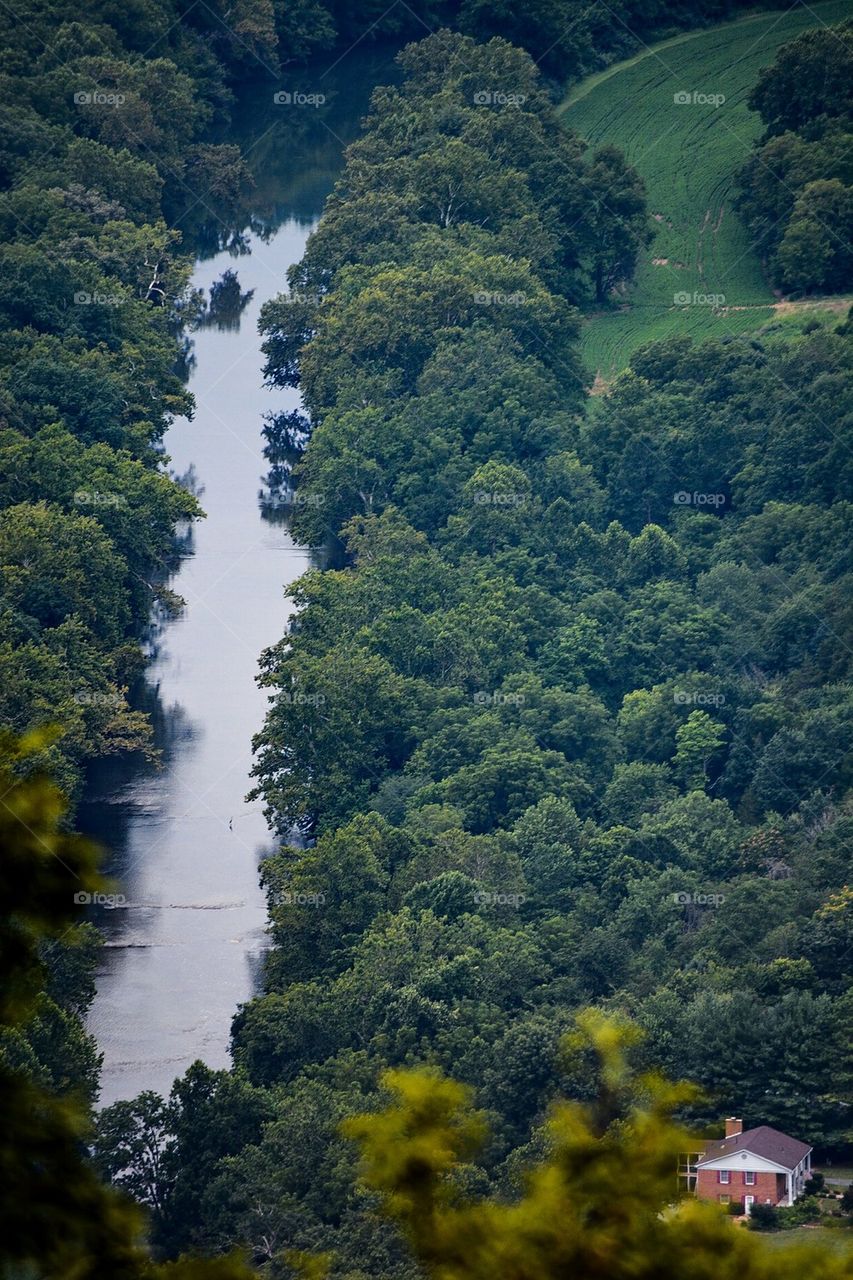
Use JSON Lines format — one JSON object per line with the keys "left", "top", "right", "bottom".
{"left": 171, "top": 286, "right": 206, "bottom": 380}
{"left": 173, "top": 333, "right": 197, "bottom": 382}
{"left": 263, "top": 408, "right": 309, "bottom": 474}
{"left": 145, "top": 692, "right": 196, "bottom": 755}
{"left": 145, "top": 587, "right": 185, "bottom": 658}
{"left": 184, "top": 219, "right": 256, "bottom": 260}
{"left": 154, "top": 524, "right": 194, "bottom": 594}
{"left": 257, "top": 409, "right": 310, "bottom": 520}
{"left": 179, "top": 48, "right": 396, "bottom": 258}
{"left": 174, "top": 521, "right": 195, "bottom": 554}
{"left": 173, "top": 464, "right": 205, "bottom": 501}
{"left": 77, "top": 680, "right": 196, "bottom": 857}
{"left": 195, "top": 269, "right": 256, "bottom": 332}
{"left": 141, "top": 508, "right": 198, "bottom": 651}
{"left": 256, "top": 410, "right": 333, "bottom": 567}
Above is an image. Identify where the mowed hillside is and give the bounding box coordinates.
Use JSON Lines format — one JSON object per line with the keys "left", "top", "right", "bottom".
{"left": 560, "top": 1, "right": 851, "bottom": 380}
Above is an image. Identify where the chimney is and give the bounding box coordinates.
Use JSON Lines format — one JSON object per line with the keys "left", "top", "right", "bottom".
{"left": 725, "top": 1117, "right": 743, "bottom": 1138}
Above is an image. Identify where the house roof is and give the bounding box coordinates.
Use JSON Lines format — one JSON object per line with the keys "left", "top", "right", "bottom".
{"left": 697, "top": 1125, "right": 811, "bottom": 1171}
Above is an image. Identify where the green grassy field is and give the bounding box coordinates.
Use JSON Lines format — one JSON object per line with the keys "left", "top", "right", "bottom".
{"left": 559, "top": 2, "right": 851, "bottom": 380}
{"left": 761, "top": 1226, "right": 853, "bottom": 1253}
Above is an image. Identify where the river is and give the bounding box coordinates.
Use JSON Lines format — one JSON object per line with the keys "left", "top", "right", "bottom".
{"left": 80, "top": 56, "right": 392, "bottom": 1105}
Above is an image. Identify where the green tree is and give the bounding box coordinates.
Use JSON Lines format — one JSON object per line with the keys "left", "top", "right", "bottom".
{"left": 748, "top": 20, "right": 853, "bottom": 136}
{"left": 776, "top": 180, "right": 853, "bottom": 294}
{"left": 673, "top": 710, "right": 726, "bottom": 791}
{"left": 262, "top": 814, "right": 392, "bottom": 984}
{"left": 575, "top": 144, "right": 651, "bottom": 304}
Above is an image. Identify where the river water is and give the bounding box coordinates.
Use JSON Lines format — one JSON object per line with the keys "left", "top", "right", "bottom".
{"left": 81, "top": 57, "right": 392, "bottom": 1105}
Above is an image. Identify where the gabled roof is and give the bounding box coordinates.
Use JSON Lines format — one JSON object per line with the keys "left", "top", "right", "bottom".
{"left": 697, "top": 1125, "right": 811, "bottom": 1171}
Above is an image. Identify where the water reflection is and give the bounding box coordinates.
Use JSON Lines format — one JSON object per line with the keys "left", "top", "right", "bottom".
{"left": 181, "top": 46, "right": 402, "bottom": 256}
{"left": 257, "top": 408, "right": 311, "bottom": 513}
{"left": 83, "top": 221, "right": 318, "bottom": 1103}
{"left": 194, "top": 269, "right": 256, "bottom": 332}
{"left": 82, "top": 48, "right": 397, "bottom": 1104}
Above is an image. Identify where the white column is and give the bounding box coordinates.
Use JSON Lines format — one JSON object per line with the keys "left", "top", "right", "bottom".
{"left": 785, "top": 1172, "right": 793, "bottom": 1205}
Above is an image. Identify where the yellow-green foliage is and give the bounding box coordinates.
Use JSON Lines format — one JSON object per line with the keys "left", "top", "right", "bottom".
{"left": 336, "top": 1009, "right": 852, "bottom": 1280}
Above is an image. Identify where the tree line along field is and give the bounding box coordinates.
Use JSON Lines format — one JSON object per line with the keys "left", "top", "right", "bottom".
{"left": 560, "top": 0, "right": 851, "bottom": 381}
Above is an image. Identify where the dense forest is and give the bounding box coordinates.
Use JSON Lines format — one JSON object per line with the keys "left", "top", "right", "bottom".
{"left": 91, "top": 22, "right": 852, "bottom": 1278}
{"left": 1, "top": 1, "right": 851, "bottom": 1278}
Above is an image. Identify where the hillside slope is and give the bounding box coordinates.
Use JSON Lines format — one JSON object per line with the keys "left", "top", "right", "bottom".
{"left": 560, "top": 1, "right": 850, "bottom": 378}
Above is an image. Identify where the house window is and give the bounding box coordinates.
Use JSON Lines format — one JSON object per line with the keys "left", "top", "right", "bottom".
{"left": 718, "top": 1171, "right": 730, "bottom": 1184}
{"left": 744, "top": 1171, "right": 755, "bottom": 1185}
{"left": 720, "top": 1195, "right": 731, "bottom": 1204}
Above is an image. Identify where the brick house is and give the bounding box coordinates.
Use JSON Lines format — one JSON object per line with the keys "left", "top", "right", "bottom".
{"left": 691, "top": 1117, "right": 812, "bottom": 1212}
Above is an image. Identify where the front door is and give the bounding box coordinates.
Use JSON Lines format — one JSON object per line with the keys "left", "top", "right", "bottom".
{"left": 744, "top": 1196, "right": 755, "bottom": 1215}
